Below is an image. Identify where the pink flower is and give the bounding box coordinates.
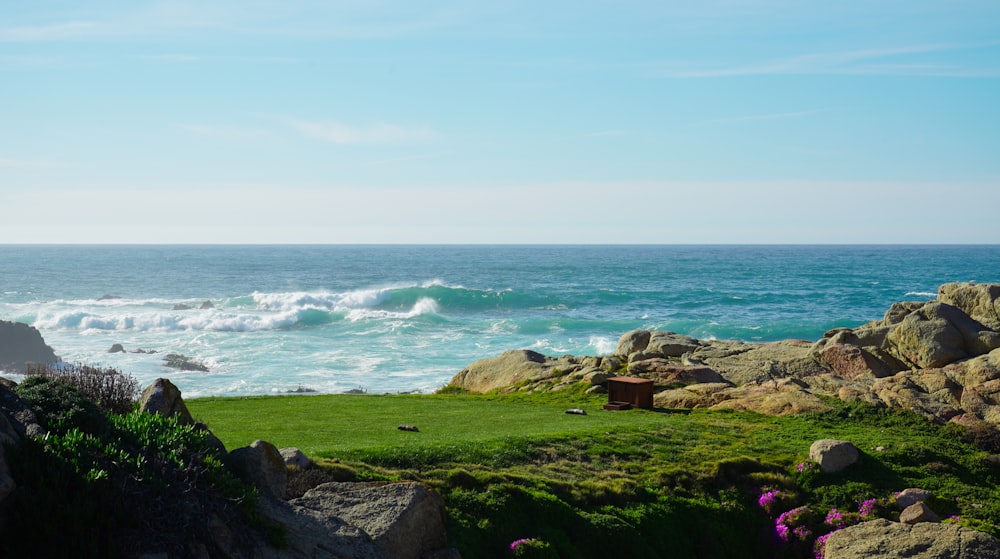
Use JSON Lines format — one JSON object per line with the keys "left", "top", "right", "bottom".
{"left": 858, "top": 498, "right": 877, "bottom": 518}
{"left": 775, "top": 523, "right": 791, "bottom": 542}
{"left": 825, "top": 508, "right": 845, "bottom": 528}
{"left": 510, "top": 538, "right": 532, "bottom": 551}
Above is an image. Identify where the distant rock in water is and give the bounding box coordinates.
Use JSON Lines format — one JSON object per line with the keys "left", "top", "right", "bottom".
{"left": 172, "top": 303, "right": 193, "bottom": 311}
{"left": 0, "top": 321, "right": 59, "bottom": 372}
{"left": 97, "top": 294, "right": 122, "bottom": 301}
{"left": 200, "top": 300, "right": 215, "bottom": 309}
{"left": 163, "top": 353, "right": 209, "bottom": 372}
{"left": 108, "top": 343, "right": 126, "bottom": 353}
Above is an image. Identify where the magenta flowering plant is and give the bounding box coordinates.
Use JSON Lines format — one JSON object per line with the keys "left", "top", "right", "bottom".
{"left": 757, "top": 486, "right": 788, "bottom": 514}
{"left": 813, "top": 531, "right": 833, "bottom": 559}
{"left": 508, "top": 538, "right": 557, "bottom": 558}
{"left": 510, "top": 538, "right": 533, "bottom": 552}
{"left": 857, "top": 497, "right": 878, "bottom": 518}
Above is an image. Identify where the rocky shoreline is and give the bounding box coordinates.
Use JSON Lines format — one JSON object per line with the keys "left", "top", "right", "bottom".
{"left": 450, "top": 282, "right": 1000, "bottom": 431}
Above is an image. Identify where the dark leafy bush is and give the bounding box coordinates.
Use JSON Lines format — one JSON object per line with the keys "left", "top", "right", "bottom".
{"left": 13, "top": 375, "right": 107, "bottom": 435}
{"left": 24, "top": 363, "right": 139, "bottom": 415}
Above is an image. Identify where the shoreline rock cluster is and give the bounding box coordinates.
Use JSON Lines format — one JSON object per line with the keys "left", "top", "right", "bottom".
{"left": 449, "top": 282, "right": 1000, "bottom": 430}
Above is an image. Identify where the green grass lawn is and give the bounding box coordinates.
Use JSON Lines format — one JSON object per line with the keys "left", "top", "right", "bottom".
{"left": 188, "top": 391, "right": 674, "bottom": 463}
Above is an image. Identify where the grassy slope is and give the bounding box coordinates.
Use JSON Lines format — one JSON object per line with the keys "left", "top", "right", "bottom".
{"left": 188, "top": 391, "right": 1000, "bottom": 559}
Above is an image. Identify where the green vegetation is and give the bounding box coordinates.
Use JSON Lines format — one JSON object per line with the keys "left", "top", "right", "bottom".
{"left": 188, "top": 391, "right": 1000, "bottom": 559}
{"left": 3, "top": 375, "right": 266, "bottom": 558}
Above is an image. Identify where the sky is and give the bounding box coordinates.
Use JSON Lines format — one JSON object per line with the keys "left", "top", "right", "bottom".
{"left": 1, "top": 1, "right": 999, "bottom": 244}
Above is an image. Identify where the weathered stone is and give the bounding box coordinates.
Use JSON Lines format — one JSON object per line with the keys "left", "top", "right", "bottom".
{"left": 227, "top": 440, "right": 288, "bottom": 501}
{"left": 280, "top": 447, "right": 313, "bottom": 470}
{"left": 710, "top": 379, "right": 831, "bottom": 416}
{"left": 690, "top": 340, "right": 825, "bottom": 385}
{"left": 448, "top": 350, "right": 552, "bottom": 393}
{"left": 582, "top": 369, "right": 612, "bottom": 385}
{"left": 626, "top": 359, "right": 727, "bottom": 385}
{"left": 138, "top": 378, "right": 195, "bottom": 425}
{"left": 824, "top": 518, "right": 1000, "bottom": 559}
{"left": 108, "top": 343, "right": 126, "bottom": 353}
{"left": 883, "top": 301, "right": 929, "bottom": 325}
{"left": 0, "top": 320, "right": 59, "bottom": 372}
{"left": 614, "top": 330, "right": 651, "bottom": 356}
{"left": 809, "top": 439, "right": 860, "bottom": 473}
{"left": 887, "top": 302, "right": 1000, "bottom": 369}
{"left": 818, "top": 343, "right": 893, "bottom": 379}
{"left": 894, "top": 488, "right": 933, "bottom": 508}
{"left": 646, "top": 331, "right": 702, "bottom": 357}
{"left": 653, "top": 383, "right": 732, "bottom": 409}
{"left": 899, "top": 501, "right": 941, "bottom": 524}
{"left": 293, "top": 482, "right": 448, "bottom": 559}
{"left": 938, "top": 282, "right": 1000, "bottom": 331}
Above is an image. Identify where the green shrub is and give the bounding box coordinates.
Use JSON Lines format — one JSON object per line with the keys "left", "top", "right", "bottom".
{"left": 23, "top": 363, "right": 139, "bottom": 415}
{"left": 14, "top": 375, "right": 108, "bottom": 435}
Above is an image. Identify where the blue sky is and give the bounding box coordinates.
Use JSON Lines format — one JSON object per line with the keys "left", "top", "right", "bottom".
{"left": 2, "top": 1, "right": 998, "bottom": 243}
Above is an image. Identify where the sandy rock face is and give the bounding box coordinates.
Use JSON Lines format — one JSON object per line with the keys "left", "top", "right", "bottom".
{"left": 938, "top": 282, "right": 1000, "bottom": 331}
{"left": 824, "top": 519, "right": 1000, "bottom": 559}
{"left": 809, "top": 439, "right": 860, "bottom": 473}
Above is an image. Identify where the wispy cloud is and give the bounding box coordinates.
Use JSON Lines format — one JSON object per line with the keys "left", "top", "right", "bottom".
{"left": 660, "top": 43, "right": 1000, "bottom": 78}
{"left": 693, "top": 109, "right": 829, "bottom": 127}
{"left": 178, "top": 124, "right": 269, "bottom": 139}
{"left": 291, "top": 120, "right": 438, "bottom": 145}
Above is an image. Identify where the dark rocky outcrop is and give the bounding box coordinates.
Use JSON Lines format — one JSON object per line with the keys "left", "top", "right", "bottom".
{"left": 0, "top": 321, "right": 59, "bottom": 372}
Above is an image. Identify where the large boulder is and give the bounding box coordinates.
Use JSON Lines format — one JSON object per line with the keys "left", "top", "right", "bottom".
{"left": 227, "top": 440, "right": 288, "bottom": 501}
{"left": 614, "top": 330, "right": 651, "bottom": 357}
{"left": 138, "top": 378, "right": 195, "bottom": 425}
{"left": 448, "top": 350, "right": 552, "bottom": 393}
{"left": 809, "top": 439, "right": 860, "bottom": 473}
{"left": 0, "top": 321, "right": 59, "bottom": 372}
{"left": 686, "top": 340, "right": 825, "bottom": 385}
{"left": 938, "top": 282, "right": 1000, "bottom": 331}
{"left": 886, "top": 302, "right": 1000, "bottom": 369}
{"left": 824, "top": 518, "right": 1000, "bottom": 559}
{"left": 290, "top": 482, "right": 450, "bottom": 559}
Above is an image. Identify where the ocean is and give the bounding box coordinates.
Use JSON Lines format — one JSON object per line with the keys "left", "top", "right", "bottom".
{"left": 1, "top": 245, "right": 998, "bottom": 398}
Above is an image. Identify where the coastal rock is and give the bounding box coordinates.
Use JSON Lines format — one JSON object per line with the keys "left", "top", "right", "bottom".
{"left": 938, "top": 282, "right": 1000, "bottom": 331}
{"left": 448, "top": 350, "right": 553, "bottom": 393}
{"left": 291, "top": 482, "right": 449, "bottom": 559}
{"left": 710, "top": 378, "right": 831, "bottom": 416}
{"left": 625, "top": 360, "right": 727, "bottom": 386}
{"left": 138, "top": 378, "right": 195, "bottom": 425}
{"left": 0, "top": 320, "right": 59, "bottom": 372}
{"left": 645, "top": 331, "right": 702, "bottom": 358}
{"left": 687, "top": 340, "right": 824, "bottom": 385}
{"left": 894, "top": 488, "right": 933, "bottom": 508}
{"left": 809, "top": 439, "right": 860, "bottom": 473}
{"left": 899, "top": 502, "right": 940, "bottom": 524}
{"left": 108, "top": 343, "right": 126, "bottom": 353}
{"left": 280, "top": 447, "right": 313, "bottom": 470}
{"left": 824, "top": 518, "right": 1000, "bottom": 559}
{"left": 886, "top": 302, "right": 1000, "bottom": 369}
{"left": 163, "top": 353, "right": 210, "bottom": 372}
{"left": 614, "top": 330, "right": 651, "bottom": 357}
{"left": 227, "top": 440, "right": 288, "bottom": 501}
{"left": 258, "top": 497, "right": 385, "bottom": 559}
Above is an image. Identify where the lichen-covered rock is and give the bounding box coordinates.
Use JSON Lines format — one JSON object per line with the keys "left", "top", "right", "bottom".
{"left": 625, "top": 359, "right": 727, "bottom": 386}
{"left": 824, "top": 518, "right": 1000, "bottom": 559}
{"left": 899, "top": 501, "right": 940, "bottom": 524}
{"left": 280, "top": 447, "right": 313, "bottom": 470}
{"left": 886, "top": 302, "right": 1000, "bottom": 369}
{"left": 448, "top": 350, "right": 552, "bottom": 393}
{"left": 614, "top": 330, "right": 651, "bottom": 357}
{"left": 292, "top": 482, "right": 448, "bottom": 559}
{"left": 938, "top": 282, "right": 1000, "bottom": 331}
{"left": 688, "top": 340, "right": 825, "bottom": 385}
{"left": 138, "top": 378, "right": 194, "bottom": 425}
{"left": 809, "top": 439, "right": 860, "bottom": 473}
{"left": 645, "top": 331, "right": 702, "bottom": 358}
{"left": 894, "top": 488, "right": 933, "bottom": 508}
{"left": 227, "top": 440, "right": 288, "bottom": 501}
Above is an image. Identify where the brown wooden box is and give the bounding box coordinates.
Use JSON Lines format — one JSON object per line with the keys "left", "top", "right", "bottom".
{"left": 606, "top": 376, "right": 654, "bottom": 410}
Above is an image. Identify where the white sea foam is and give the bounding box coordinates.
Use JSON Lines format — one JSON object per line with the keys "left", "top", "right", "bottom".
{"left": 904, "top": 291, "right": 937, "bottom": 298}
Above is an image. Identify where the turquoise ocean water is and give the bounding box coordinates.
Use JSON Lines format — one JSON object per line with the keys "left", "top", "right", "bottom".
{"left": 1, "top": 245, "right": 998, "bottom": 398}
